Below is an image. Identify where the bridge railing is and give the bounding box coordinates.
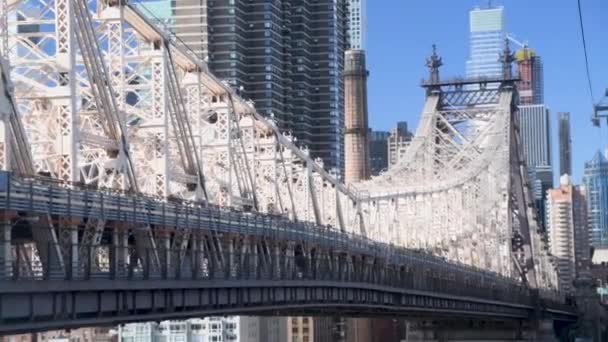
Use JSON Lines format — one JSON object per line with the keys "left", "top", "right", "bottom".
{"left": 3, "top": 238, "right": 535, "bottom": 307}
{"left": 0, "top": 171, "right": 556, "bottom": 307}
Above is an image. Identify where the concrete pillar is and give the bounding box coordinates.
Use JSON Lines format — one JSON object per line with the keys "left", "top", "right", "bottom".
{"left": 344, "top": 49, "right": 370, "bottom": 184}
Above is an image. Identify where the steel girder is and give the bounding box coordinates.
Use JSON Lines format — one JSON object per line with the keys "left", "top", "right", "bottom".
{"left": 355, "top": 83, "right": 558, "bottom": 291}
{"left": 1, "top": 0, "right": 558, "bottom": 304}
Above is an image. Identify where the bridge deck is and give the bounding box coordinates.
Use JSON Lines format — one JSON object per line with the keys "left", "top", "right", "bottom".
{"left": 0, "top": 172, "right": 576, "bottom": 333}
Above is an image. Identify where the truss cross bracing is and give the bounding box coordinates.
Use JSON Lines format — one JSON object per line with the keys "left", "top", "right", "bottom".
{"left": 0, "top": 0, "right": 559, "bottom": 305}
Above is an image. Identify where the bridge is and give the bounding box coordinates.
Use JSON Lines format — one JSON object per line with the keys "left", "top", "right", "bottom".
{"left": 0, "top": 0, "right": 579, "bottom": 337}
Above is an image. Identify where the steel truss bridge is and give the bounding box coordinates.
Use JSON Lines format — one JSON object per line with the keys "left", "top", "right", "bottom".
{"left": 0, "top": 0, "right": 577, "bottom": 334}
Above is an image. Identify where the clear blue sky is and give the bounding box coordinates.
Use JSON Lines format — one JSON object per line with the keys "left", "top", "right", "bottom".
{"left": 366, "top": 0, "right": 607, "bottom": 182}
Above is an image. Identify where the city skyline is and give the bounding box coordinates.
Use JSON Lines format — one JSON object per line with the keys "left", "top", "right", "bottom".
{"left": 366, "top": 0, "right": 606, "bottom": 182}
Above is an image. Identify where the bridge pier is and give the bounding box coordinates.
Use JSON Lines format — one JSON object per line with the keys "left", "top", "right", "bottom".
{"left": 404, "top": 320, "right": 560, "bottom": 342}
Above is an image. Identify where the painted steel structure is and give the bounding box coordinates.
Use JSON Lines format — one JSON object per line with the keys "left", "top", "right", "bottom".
{"left": 0, "top": 0, "right": 575, "bottom": 333}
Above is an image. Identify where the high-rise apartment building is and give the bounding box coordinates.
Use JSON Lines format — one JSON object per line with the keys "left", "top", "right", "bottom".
{"left": 135, "top": 0, "right": 348, "bottom": 174}
{"left": 558, "top": 112, "right": 572, "bottom": 177}
{"left": 388, "top": 121, "right": 413, "bottom": 168}
{"left": 517, "top": 104, "right": 553, "bottom": 228}
{"left": 465, "top": 5, "right": 506, "bottom": 79}
{"left": 583, "top": 149, "right": 608, "bottom": 247}
{"left": 515, "top": 46, "right": 544, "bottom": 105}
{"left": 369, "top": 129, "right": 389, "bottom": 175}
{"left": 208, "top": 1, "right": 347, "bottom": 174}
{"left": 346, "top": 0, "right": 366, "bottom": 49}
{"left": 546, "top": 175, "right": 590, "bottom": 294}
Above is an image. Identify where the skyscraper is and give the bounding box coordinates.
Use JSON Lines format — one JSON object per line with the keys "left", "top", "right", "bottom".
{"left": 558, "top": 112, "right": 572, "bottom": 177}
{"left": 465, "top": 5, "right": 506, "bottom": 79}
{"left": 546, "top": 175, "right": 590, "bottom": 294}
{"left": 583, "top": 149, "right": 608, "bottom": 247}
{"left": 515, "top": 46, "right": 544, "bottom": 105}
{"left": 346, "top": 0, "right": 366, "bottom": 49}
{"left": 209, "top": 1, "right": 347, "bottom": 174}
{"left": 517, "top": 105, "right": 552, "bottom": 168}
{"left": 517, "top": 104, "right": 552, "bottom": 228}
{"left": 369, "top": 129, "right": 389, "bottom": 175}
{"left": 134, "top": 0, "right": 348, "bottom": 174}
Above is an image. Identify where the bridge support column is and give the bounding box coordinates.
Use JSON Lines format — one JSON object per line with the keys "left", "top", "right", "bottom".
{"left": 273, "top": 245, "right": 280, "bottom": 279}
{"left": 112, "top": 228, "right": 128, "bottom": 278}
{"left": 159, "top": 232, "right": 170, "bottom": 278}
{"left": 228, "top": 238, "right": 235, "bottom": 279}
{"left": 70, "top": 226, "right": 79, "bottom": 278}
{"left": 285, "top": 242, "right": 294, "bottom": 280}
{"left": 0, "top": 218, "right": 11, "bottom": 279}
{"left": 251, "top": 239, "right": 258, "bottom": 279}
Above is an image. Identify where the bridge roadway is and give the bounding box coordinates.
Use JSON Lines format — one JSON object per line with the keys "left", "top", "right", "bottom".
{"left": 0, "top": 171, "right": 576, "bottom": 333}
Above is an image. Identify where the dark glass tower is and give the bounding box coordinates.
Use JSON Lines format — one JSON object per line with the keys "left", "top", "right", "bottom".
{"left": 206, "top": 0, "right": 347, "bottom": 174}
{"left": 558, "top": 112, "right": 572, "bottom": 177}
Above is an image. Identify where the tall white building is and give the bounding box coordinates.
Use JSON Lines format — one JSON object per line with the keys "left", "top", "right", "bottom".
{"left": 347, "top": 0, "right": 366, "bottom": 49}
{"left": 546, "top": 175, "right": 590, "bottom": 294}
{"left": 465, "top": 5, "right": 506, "bottom": 79}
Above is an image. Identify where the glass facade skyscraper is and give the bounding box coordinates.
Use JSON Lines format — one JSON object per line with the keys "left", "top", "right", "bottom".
{"left": 517, "top": 104, "right": 553, "bottom": 229}
{"left": 466, "top": 6, "right": 506, "bottom": 79}
{"left": 346, "top": 0, "right": 366, "bottom": 49}
{"left": 133, "top": 0, "right": 347, "bottom": 174}
{"left": 205, "top": 0, "right": 347, "bottom": 174}
{"left": 368, "top": 129, "right": 389, "bottom": 175}
{"left": 583, "top": 149, "right": 608, "bottom": 247}
{"left": 558, "top": 112, "right": 572, "bottom": 177}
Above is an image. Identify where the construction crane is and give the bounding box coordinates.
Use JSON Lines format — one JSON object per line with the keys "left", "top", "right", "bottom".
{"left": 507, "top": 34, "right": 529, "bottom": 49}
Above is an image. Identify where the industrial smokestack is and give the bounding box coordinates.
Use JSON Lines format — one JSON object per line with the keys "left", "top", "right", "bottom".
{"left": 344, "top": 49, "right": 370, "bottom": 184}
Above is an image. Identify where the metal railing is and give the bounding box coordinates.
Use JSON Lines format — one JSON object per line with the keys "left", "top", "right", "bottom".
{"left": 0, "top": 171, "right": 572, "bottom": 313}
